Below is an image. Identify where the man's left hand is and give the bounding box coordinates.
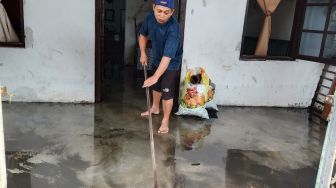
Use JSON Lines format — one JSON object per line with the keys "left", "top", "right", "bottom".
{"left": 143, "top": 76, "right": 159, "bottom": 88}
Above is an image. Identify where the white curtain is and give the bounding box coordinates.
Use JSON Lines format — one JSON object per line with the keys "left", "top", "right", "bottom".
{"left": 0, "top": 0, "right": 19, "bottom": 42}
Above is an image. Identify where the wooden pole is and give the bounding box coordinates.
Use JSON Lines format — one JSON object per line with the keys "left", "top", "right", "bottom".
{"left": 143, "top": 66, "right": 158, "bottom": 188}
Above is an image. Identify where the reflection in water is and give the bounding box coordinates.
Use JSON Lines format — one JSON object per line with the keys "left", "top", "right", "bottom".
{"left": 179, "top": 123, "right": 211, "bottom": 151}
{"left": 6, "top": 151, "right": 33, "bottom": 188}
{"left": 226, "top": 150, "right": 318, "bottom": 188}
{"left": 4, "top": 103, "right": 95, "bottom": 188}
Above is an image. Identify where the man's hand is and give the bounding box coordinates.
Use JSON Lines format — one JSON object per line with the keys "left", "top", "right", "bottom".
{"left": 140, "top": 53, "right": 148, "bottom": 66}
{"left": 143, "top": 75, "right": 159, "bottom": 88}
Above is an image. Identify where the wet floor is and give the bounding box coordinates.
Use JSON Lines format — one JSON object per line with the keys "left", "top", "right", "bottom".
{"left": 2, "top": 68, "right": 325, "bottom": 188}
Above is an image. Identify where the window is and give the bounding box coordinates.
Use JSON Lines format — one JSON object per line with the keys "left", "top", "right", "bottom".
{"left": 240, "top": 0, "right": 298, "bottom": 60}
{"left": 0, "top": 0, "right": 25, "bottom": 47}
{"left": 241, "top": 0, "right": 336, "bottom": 64}
{"left": 297, "top": 0, "right": 336, "bottom": 63}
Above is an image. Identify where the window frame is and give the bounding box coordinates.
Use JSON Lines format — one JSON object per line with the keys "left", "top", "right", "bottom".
{"left": 296, "top": 0, "right": 336, "bottom": 65}
{"left": 0, "top": 0, "right": 25, "bottom": 48}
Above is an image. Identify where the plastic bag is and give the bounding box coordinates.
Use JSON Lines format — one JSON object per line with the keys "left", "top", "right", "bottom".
{"left": 205, "top": 83, "right": 218, "bottom": 111}
{"left": 175, "top": 106, "right": 210, "bottom": 119}
{"left": 176, "top": 67, "right": 217, "bottom": 119}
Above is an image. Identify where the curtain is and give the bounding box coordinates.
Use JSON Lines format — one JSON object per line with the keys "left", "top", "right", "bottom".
{"left": 254, "top": 0, "right": 281, "bottom": 57}
{"left": 0, "top": 0, "right": 19, "bottom": 42}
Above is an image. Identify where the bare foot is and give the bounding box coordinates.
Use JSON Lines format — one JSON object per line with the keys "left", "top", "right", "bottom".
{"left": 140, "top": 108, "right": 159, "bottom": 117}
{"left": 158, "top": 120, "right": 169, "bottom": 134}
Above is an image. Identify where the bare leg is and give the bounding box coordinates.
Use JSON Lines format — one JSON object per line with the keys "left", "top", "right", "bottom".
{"left": 158, "top": 99, "right": 173, "bottom": 134}
{"left": 141, "top": 90, "right": 161, "bottom": 116}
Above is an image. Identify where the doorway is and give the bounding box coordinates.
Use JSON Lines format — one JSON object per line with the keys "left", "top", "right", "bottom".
{"left": 95, "top": 0, "right": 187, "bottom": 102}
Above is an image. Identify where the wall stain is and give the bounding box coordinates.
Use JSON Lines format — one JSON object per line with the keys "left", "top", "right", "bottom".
{"left": 191, "top": 9, "right": 194, "bottom": 15}
{"left": 39, "top": 50, "right": 52, "bottom": 61}
{"left": 183, "top": 59, "right": 188, "bottom": 70}
{"left": 252, "top": 76, "right": 257, "bottom": 83}
{"left": 28, "top": 70, "right": 34, "bottom": 79}
{"left": 25, "top": 27, "right": 34, "bottom": 48}
{"left": 50, "top": 48, "right": 63, "bottom": 55}
{"left": 235, "top": 42, "right": 241, "bottom": 51}
{"left": 13, "top": 87, "right": 38, "bottom": 101}
{"left": 75, "top": 49, "right": 85, "bottom": 56}
{"left": 288, "top": 102, "right": 305, "bottom": 108}
{"left": 81, "top": 75, "right": 87, "bottom": 81}
{"left": 222, "top": 65, "right": 233, "bottom": 71}
{"left": 202, "top": 0, "right": 207, "bottom": 7}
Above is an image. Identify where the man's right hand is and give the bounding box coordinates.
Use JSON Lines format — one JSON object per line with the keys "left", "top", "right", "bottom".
{"left": 140, "top": 54, "right": 148, "bottom": 66}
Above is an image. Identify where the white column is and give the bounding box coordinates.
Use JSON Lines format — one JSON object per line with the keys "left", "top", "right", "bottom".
{"left": 0, "top": 87, "right": 7, "bottom": 188}
{"left": 315, "top": 94, "right": 336, "bottom": 188}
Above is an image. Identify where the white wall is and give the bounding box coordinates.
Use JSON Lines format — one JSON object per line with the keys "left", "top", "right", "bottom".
{"left": 182, "top": 0, "right": 324, "bottom": 107}
{"left": 124, "top": 0, "right": 152, "bottom": 65}
{"left": 0, "top": 0, "right": 325, "bottom": 106}
{"left": 0, "top": 0, "right": 95, "bottom": 102}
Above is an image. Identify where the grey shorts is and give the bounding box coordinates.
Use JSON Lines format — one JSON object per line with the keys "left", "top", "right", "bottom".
{"left": 151, "top": 66, "right": 179, "bottom": 100}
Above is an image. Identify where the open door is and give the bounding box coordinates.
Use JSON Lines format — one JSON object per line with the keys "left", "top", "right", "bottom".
{"left": 95, "top": 0, "right": 188, "bottom": 102}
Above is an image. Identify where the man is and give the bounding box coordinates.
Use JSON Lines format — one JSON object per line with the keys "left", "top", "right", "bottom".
{"left": 139, "top": 0, "right": 183, "bottom": 134}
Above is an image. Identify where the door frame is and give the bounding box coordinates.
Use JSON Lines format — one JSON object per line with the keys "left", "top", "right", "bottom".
{"left": 95, "top": 0, "right": 188, "bottom": 102}
{"left": 95, "top": 0, "right": 103, "bottom": 102}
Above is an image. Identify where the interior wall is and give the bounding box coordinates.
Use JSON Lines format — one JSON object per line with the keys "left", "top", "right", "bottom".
{"left": 124, "top": 0, "right": 152, "bottom": 65}
{"left": 104, "top": 0, "right": 126, "bottom": 35}
{"left": 0, "top": 0, "right": 95, "bottom": 102}
{"left": 182, "top": 0, "right": 324, "bottom": 107}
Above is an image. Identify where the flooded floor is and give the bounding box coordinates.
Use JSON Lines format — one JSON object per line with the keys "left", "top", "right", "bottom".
{"left": 2, "top": 68, "right": 325, "bottom": 188}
